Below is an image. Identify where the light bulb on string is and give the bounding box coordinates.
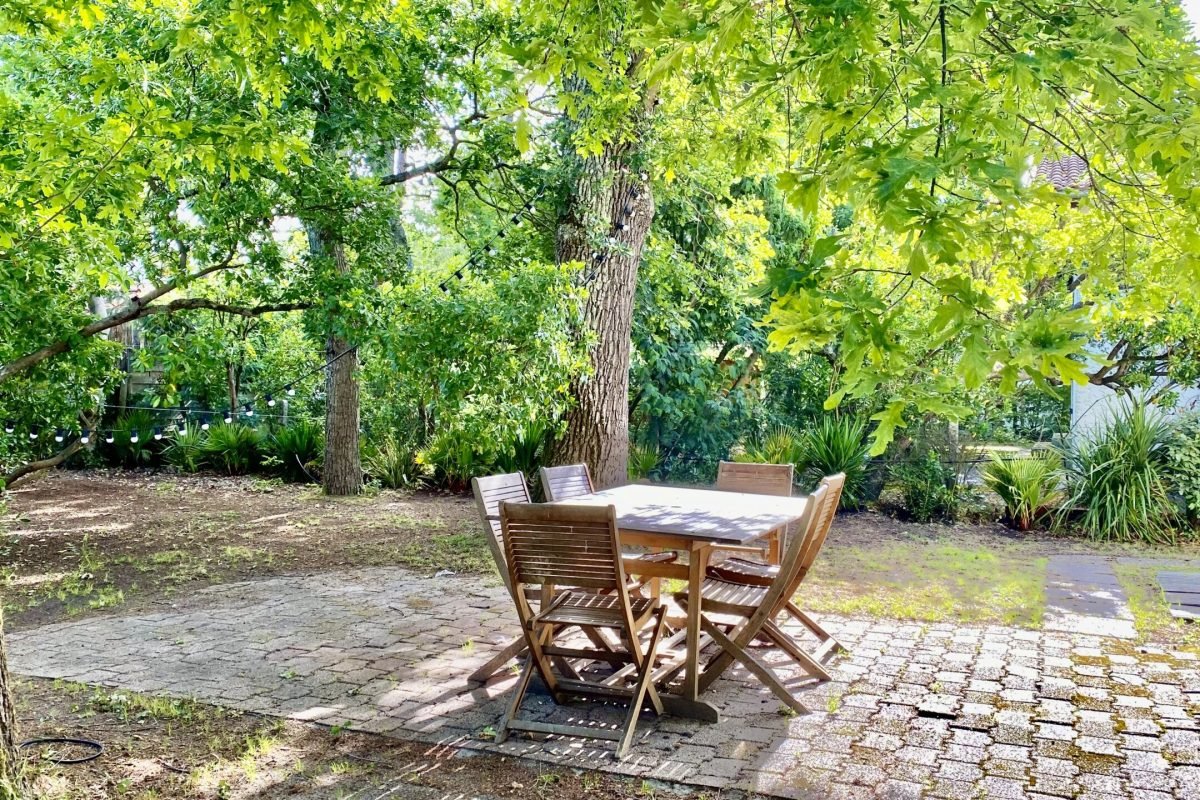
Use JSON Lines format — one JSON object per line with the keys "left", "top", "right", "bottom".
{"left": 28, "top": 427, "right": 38, "bottom": 440}
{"left": 286, "top": 386, "right": 296, "bottom": 397}
{"left": 200, "top": 414, "right": 210, "bottom": 431}
{"left": 266, "top": 394, "right": 275, "bottom": 408}
{"left": 80, "top": 429, "right": 91, "bottom": 445}
{"left": 54, "top": 428, "right": 64, "bottom": 443}
{"left": 3, "top": 420, "right": 13, "bottom": 434}
{"left": 153, "top": 427, "right": 163, "bottom": 441}
{"left": 497, "top": 229, "right": 506, "bottom": 239}
{"left": 130, "top": 431, "right": 139, "bottom": 444}
{"left": 511, "top": 214, "right": 523, "bottom": 227}
{"left": 105, "top": 432, "right": 114, "bottom": 444}
{"left": 244, "top": 403, "right": 254, "bottom": 417}
{"left": 224, "top": 410, "right": 234, "bottom": 424}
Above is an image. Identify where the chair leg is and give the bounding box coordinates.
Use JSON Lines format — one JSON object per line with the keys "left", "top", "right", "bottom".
{"left": 495, "top": 654, "right": 536, "bottom": 744}
{"left": 617, "top": 610, "right": 668, "bottom": 759}
{"left": 784, "top": 601, "right": 845, "bottom": 657}
{"left": 468, "top": 636, "right": 528, "bottom": 683}
{"left": 763, "top": 619, "right": 832, "bottom": 682}
{"left": 702, "top": 618, "right": 809, "bottom": 715}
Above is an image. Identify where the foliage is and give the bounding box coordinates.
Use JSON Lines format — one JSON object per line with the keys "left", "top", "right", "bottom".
{"left": 798, "top": 417, "right": 871, "bottom": 510}
{"left": 628, "top": 443, "right": 660, "bottom": 481}
{"left": 1166, "top": 413, "right": 1200, "bottom": 523}
{"left": 416, "top": 432, "right": 495, "bottom": 493}
{"left": 108, "top": 410, "right": 159, "bottom": 468}
{"left": 266, "top": 421, "right": 323, "bottom": 483}
{"left": 1061, "top": 404, "right": 1177, "bottom": 543}
{"left": 163, "top": 425, "right": 207, "bottom": 473}
{"left": 890, "top": 451, "right": 963, "bottom": 524}
{"left": 363, "top": 435, "right": 424, "bottom": 490}
{"left": 984, "top": 453, "right": 1063, "bottom": 531}
{"left": 735, "top": 426, "right": 805, "bottom": 469}
{"left": 202, "top": 423, "right": 262, "bottom": 476}
{"left": 965, "top": 384, "right": 1070, "bottom": 444}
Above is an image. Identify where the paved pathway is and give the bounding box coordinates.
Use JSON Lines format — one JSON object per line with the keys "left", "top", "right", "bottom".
{"left": 11, "top": 568, "right": 1200, "bottom": 799}
{"left": 1044, "top": 555, "right": 1138, "bottom": 639}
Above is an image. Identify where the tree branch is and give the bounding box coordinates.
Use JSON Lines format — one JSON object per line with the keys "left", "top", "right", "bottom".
{"left": 141, "top": 298, "right": 312, "bottom": 318}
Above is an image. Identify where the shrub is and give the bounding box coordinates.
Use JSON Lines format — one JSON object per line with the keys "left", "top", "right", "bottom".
{"left": 628, "top": 442, "right": 660, "bottom": 481}
{"left": 1166, "top": 412, "right": 1200, "bottom": 523}
{"left": 734, "top": 425, "right": 804, "bottom": 468}
{"left": 1061, "top": 403, "right": 1176, "bottom": 543}
{"left": 267, "top": 420, "right": 324, "bottom": 482}
{"left": 202, "top": 422, "right": 262, "bottom": 475}
{"left": 163, "top": 425, "right": 207, "bottom": 473}
{"left": 984, "top": 452, "right": 1063, "bottom": 531}
{"left": 363, "top": 435, "right": 424, "bottom": 489}
{"left": 890, "top": 450, "right": 962, "bottom": 523}
{"left": 797, "top": 416, "right": 871, "bottom": 509}
{"left": 416, "top": 432, "right": 495, "bottom": 492}
{"left": 109, "top": 409, "right": 159, "bottom": 467}
{"left": 494, "top": 419, "right": 551, "bottom": 477}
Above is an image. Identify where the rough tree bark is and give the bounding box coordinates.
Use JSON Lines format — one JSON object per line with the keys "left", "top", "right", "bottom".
{"left": 308, "top": 229, "right": 362, "bottom": 496}
{"left": 555, "top": 145, "right": 655, "bottom": 488}
{"left": 0, "top": 608, "right": 21, "bottom": 797}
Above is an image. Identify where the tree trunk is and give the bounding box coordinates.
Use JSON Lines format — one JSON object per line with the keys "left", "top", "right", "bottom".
{"left": 307, "top": 230, "right": 361, "bottom": 496}
{"left": 555, "top": 147, "right": 655, "bottom": 488}
{"left": 0, "top": 608, "right": 21, "bottom": 797}
{"left": 226, "top": 363, "right": 239, "bottom": 414}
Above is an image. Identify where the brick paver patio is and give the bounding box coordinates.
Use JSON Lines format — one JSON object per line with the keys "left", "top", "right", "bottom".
{"left": 10, "top": 567, "right": 1200, "bottom": 799}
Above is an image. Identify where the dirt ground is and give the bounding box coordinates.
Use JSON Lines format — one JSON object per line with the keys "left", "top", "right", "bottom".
{"left": 5, "top": 469, "right": 1200, "bottom": 799}
{"left": 15, "top": 676, "right": 691, "bottom": 800}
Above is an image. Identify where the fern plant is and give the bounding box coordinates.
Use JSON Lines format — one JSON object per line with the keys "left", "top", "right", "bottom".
{"left": 163, "top": 425, "right": 207, "bottom": 473}
{"left": 202, "top": 422, "right": 262, "bottom": 475}
{"left": 734, "top": 425, "right": 804, "bottom": 468}
{"left": 797, "top": 416, "right": 871, "bottom": 509}
{"left": 628, "top": 442, "right": 660, "bottom": 480}
{"left": 364, "top": 435, "right": 425, "bottom": 489}
{"left": 983, "top": 452, "right": 1062, "bottom": 531}
{"left": 267, "top": 420, "right": 323, "bottom": 482}
{"left": 1060, "top": 403, "right": 1177, "bottom": 543}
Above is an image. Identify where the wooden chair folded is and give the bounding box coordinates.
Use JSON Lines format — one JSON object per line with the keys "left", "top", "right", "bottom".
{"left": 673, "top": 482, "right": 835, "bottom": 715}
{"left": 496, "top": 501, "right": 668, "bottom": 759}
{"left": 713, "top": 460, "right": 794, "bottom": 564}
{"left": 705, "top": 473, "right": 846, "bottom": 663}
{"left": 467, "top": 472, "right": 536, "bottom": 683}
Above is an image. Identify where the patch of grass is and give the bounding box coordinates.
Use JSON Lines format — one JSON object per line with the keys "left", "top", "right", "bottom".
{"left": 392, "top": 531, "right": 493, "bottom": 574}
{"left": 84, "top": 689, "right": 206, "bottom": 724}
{"left": 1113, "top": 562, "right": 1200, "bottom": 652}
{"left": 804, "top": 542, "right": 1047, "bottom": 627}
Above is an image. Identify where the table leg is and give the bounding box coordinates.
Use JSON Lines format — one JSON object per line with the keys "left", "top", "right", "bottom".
{"left": 684, "top": 544, "right": 710, "bottom": 700}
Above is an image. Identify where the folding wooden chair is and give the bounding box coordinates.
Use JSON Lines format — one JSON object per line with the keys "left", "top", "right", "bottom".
{"left": 715, "top": 460, "right": 795, "bottom": 564}
{"left": 706, "top": 473, "right": 846, "bottom": 662}
{"left": 539, "top": 463, "right": 595, "bottom": 501}
{"left": 467, "top": 473, "right": 535, "bottom": 683}
{"left": 673, "top": 483, "right": 835, "bottom": 714}
{"left": 495, "top": 501, "right": 669, "bottom": 758}
{"left": 539, "top": 463, "right": 677, "bottom": 594}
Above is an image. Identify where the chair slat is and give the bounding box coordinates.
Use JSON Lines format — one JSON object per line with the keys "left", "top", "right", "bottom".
{"left": 716, "top": 460, "right": 794, "bottom": 497}
{"left": 540, "top": 464, "right": 595, "bottom": 501}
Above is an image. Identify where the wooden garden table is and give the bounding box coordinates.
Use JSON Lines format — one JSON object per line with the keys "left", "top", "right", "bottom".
{"left": 550, "top": 483, "right": 811, "bottom": 722}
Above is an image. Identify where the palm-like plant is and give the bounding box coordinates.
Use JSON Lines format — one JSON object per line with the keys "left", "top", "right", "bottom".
{"left": 202, "top": 422, "right": 262, "bottom": 476}
{"left": 984, "top": 452, "right": 1062, "bottom": 531}
{"left": 798, "top": 416, "right": 871, "bottom": 509}
{"left": 1060, "top": 403, "right": 1177, "bottom": 543}
{"left": 363, "top": 435, "right": 424, "bottom": 489}
{"left": 268, "top": 420, "right": 323, "bottom": 482}
{"left": 628, "top": 442, "right": 660, "bottom": 480}
{"left": 734, "top": 425, "right": 804, "bottom": 468}
{"left": 163, "top": 424, "right": 207, "bottom": 473}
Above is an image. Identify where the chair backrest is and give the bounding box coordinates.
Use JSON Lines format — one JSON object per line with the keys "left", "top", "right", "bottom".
{"left": 755, "top": 483, "right": 829, "bottom": 618}
{"left": 794, "top": 472, "right": 845, "bottom": 586}
{"left": 716, "top": 461, "right": 794, "bottom": 497}
{"left": 471, "top": 472, "right": 531, "bottom": 597}
{"left": 540, "top": 463, "right": 594, "bottom": 501}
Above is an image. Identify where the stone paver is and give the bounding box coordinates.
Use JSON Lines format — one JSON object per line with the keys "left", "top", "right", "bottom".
{"left": 1044, "top": 556, "right": 1137, "bottom": 639}
{"left": 11, "top": 568, "right": 1200, "bottom": 798}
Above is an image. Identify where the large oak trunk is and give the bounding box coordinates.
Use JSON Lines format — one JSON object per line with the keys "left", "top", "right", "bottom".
{"left": 0, "top": 609, "right": 21, "bottom": 797}
{"left": 308, "top": 229, "right": 362, "bottom": 496}
{"left": 555, "top": 147, "right": 654, "bottom": 488}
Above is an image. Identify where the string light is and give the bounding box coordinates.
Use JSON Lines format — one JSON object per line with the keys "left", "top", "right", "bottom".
{"left": 286, "top": 386, "right": 296, "bottom": 397}
{"left": 243, "top": 403, "right": 254, "bottom": 417}
{"left": 28, "top": 428, "right": 38, "bottom": 440}
{"left": 3, "top": 420, "right": 13, "bottom": 434}
{"left": 80, "top": 429, "right": 91, "bottom": 445}
{"left": 153, "top": 427, "right": 163, "bottom": 441}
{"left": 105, "top": 432, "right": 114, "bottom": 444}
{"left": 224, "top": 409, "right": 234, "bottom": 424}
{"left": 266, "top": 394, "right": 275, "bottom": 408}
{"left": 200, "top": 414, "right": 210, "bottom": 431}
{"left": 129, "top": 430, "right": 139, "bottom": 444}
{"left": 54, "top": 428, "right": 64, "bottom": 443}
